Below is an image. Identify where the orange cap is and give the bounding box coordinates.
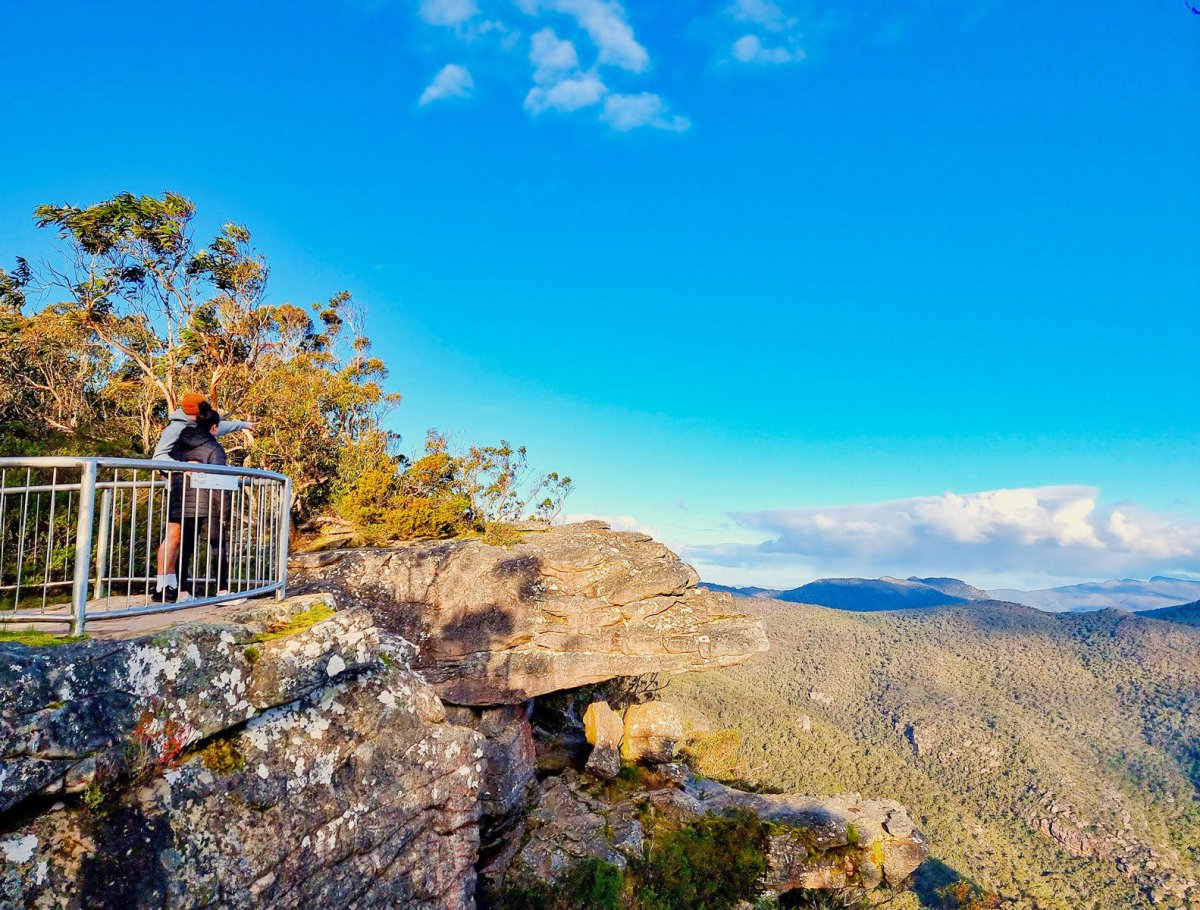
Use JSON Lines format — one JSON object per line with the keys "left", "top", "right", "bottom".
{"left": 180, "top": 392, "right": 208, "bottom": 418}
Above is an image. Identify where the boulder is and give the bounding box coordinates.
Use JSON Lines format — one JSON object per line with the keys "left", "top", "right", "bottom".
{"left": 0, "top": 593, "right": 375, "bottom": 814}
{"left": 489, "top": 765, "right": 929, "bottom": 900}
{"left": 444, "top": 701, "right": 537, "bottom": 820}
{"left": 583, "top": 701, "right": 624, "bottom": 779}
{"left": 290, "top": 521, "right": 769, "bottom": 706}
{"left": 0, "top": 598, "right": 485, "bottom": 910}
{"left": 500, "top": 771, "right": 645, "bottom": 884}
{"left": 621, "top": 701, "right": 683, "bottom": 764}
{"left": 685, "top": 776, "right": 930, "bottom": 890}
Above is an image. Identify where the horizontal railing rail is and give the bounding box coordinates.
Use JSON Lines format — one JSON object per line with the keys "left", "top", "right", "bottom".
{"left": 0, "top": 457, "right": 292, "bottom": 635}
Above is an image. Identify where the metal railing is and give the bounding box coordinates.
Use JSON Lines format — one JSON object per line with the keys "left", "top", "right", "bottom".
{"left": 0, "top": 457, "right": 291, "bottom": 635}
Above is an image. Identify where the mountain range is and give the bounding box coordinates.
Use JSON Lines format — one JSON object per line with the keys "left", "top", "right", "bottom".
{"left": 668, "top": 596, "right": 1200, "bottom": 908}
{"left": 991, "top": 576, "right": 1200, "bottom": 613}
{"left": 705, "top": 575, "right": 1200, "bottom": 616}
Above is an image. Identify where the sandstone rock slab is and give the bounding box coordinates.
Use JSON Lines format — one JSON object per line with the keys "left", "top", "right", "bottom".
{"left": 621, "top": 700, "right": 683, "bottom": 764}
{"left": 290, "top": 522, "right": 768, "bottom": 706}
{"left": 583, "top": 700, "right": 624, "bottom": 779}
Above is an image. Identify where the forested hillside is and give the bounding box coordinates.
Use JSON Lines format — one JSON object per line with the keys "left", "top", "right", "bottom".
{"left": 668, "top": 598, "right": 1200, "bottom": 909}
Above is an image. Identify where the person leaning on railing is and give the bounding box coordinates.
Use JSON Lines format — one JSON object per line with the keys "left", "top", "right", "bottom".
{"left": 160, "top": 408, "right": 231, "bottom": 602}
{"left": 152, "top": 393, "right": 253, "bottom": 603}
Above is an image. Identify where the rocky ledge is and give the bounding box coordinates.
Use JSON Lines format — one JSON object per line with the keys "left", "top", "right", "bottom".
{"left": 495, "top": 766, "right": 928, "bottom": 898}
{"left": 1, "top": 595, "right": 484, "bottom": 910}
{"left": 289, "top": 521, "right": 769, "bottom": 706}
{"left": 1, "top": 523, "right": 930, "bottom": 910}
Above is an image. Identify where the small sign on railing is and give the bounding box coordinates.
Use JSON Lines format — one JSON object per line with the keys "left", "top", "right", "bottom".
{"left": 188, "top": 474, "right": 242, "bottom": 491}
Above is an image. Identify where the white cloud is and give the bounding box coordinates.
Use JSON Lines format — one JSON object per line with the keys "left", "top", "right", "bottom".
{"left": 530, "top": 0, "right": 650, "bottom": 73}
{"left": 683, "top": 486, "right": 1200, "bottom": 589}
{"left": 732, "top": 34, "right": 800, "bottom": 64}
{"left": 529, "top": 28, "right": 580, "bottom": 83}
{"left": 729, "top": 0, "right": 793, "bottom": 32}
{"left": 418, "top": 64, "right": 476, "bottom": 105}
{"left": 722, "top": 0, "right": 807, "bottom": 65}
{"left": 418, "top": 0, "right": 478, "bottom": 26}
{"left": 526, "top": 72, "right": 607, "bottom": 113}
{"left": 413, "top": 0, "right": 688, "bottom": 133}
{"left": 600, "top": 92, "right": 691, "bottom": 132}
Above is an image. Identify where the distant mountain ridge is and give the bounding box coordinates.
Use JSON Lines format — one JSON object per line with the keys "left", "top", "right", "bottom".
{"left": 776, "top": 576, "right": 968, "bottom": 611}
{"left": 701, "top": 583, "right": 784, "bottom": 599}
{"left": 990, "top": 576, "right": 1200, "bottom": 613}
{"left": 908, "top": 576, "right": 989, "bottom": 601}
{"left": 704, "top": 574, "right": 1200, "bottom": 616}
{"left": 1139, "top": 599, "right": 1200, "bottom": 627}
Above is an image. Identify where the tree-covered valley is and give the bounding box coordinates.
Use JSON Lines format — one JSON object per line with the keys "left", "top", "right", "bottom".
{"left": 668, "top": 598, "right": 1200, "bottom": 909}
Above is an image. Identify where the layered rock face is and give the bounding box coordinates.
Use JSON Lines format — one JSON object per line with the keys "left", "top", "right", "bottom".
{"left": 498, "top": 767, "right": 928, "bottom": 897}
{"left": 1, "top": 596, "right": 484, "bottom": 910}
{"left": 290, "top": 521, "right": 769, "bottom": 706}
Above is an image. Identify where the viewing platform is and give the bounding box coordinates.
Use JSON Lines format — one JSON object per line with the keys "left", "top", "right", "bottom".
{"left": 0, "top": 457, "right": 291, "bottom": 636}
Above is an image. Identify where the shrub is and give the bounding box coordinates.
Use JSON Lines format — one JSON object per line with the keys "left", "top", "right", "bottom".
{"left": 482, "top": 521, "right": 524, "bottom": 549}
{"left": 636, "top": 813, "right": 770, "bottom": 910}
{"left": 200, "top": 737, "right": 246, "bottom": 775}
{"left": 488, "top": 859, "right": 623, "bottom": 910}
{"left": 252, "top": 604, "right": 335, "bottom": 642}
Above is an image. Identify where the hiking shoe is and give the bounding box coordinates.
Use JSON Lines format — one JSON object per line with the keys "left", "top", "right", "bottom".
{"left": 151, "top": 586, "right": 178, "bottom": 604}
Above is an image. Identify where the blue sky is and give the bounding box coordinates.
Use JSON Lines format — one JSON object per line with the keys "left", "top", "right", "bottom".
{"left": 2, "top": 0, "right": 1198, "bottom": 589}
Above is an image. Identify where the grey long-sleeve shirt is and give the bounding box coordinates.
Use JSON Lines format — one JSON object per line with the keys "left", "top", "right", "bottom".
{"left": 152, "top": 408, "right": 251, "bottom": 459}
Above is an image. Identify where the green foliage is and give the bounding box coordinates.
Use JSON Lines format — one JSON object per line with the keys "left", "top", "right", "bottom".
{"left": 81, "top": 782, "right": 106, "bottom": 812}
{"left": 251, "top": 604, "right": 335, "bottom": 642}
{"left": 636, "top": 813, "right": 770, "bottom": 910}
{"left": 243, "top": 645, "right": 261, "bottom": 665}
{"left": 332, "top": 429, "right": 569, "bottom": 544}
{"left": 490, "top": 859, "right": 623, "bottom": 910}
{"left": 200, "top": 738, "right": 246, "bottom": 775}
{"left": 482, "top": 521, "right": 524, "bottom": 549}
{"left": 0, "top": 630, "right": 88, "bottom": 647}
{"left": 5, "top": 192, "right": 573, "bottom": 533}
{"left": 936, "top": 882, "right": 1002, "bottom": 910}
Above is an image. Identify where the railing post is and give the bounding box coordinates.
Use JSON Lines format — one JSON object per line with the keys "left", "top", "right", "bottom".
{"left": 70, "top": 461, "right": 98, "bottom": 636}
{"left": 93, "top": 488, "right": 113, "bottom": 597}
{"left": 275, "top": 477, "right": 292, "bottom": 601}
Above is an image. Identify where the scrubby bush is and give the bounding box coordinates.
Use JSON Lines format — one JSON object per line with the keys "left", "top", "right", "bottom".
{"left": 636, "top": 813, "right": 769, "bottom": 910}
{"left": 487, "top": 859, "right": 622, "bottom": 910}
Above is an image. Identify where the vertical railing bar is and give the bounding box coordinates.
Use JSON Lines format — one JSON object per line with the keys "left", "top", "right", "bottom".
{"left": 111, "top": 469, "right": 124, "bottom": 611}
{"left": 267, "top": 482, "right": 276, "bottom": 590}
{"left": 239, "top": 483, "right": 250, "bottom": 592}
{"left": 189, "top": 473, "right": 200, "bottom": 600}
{"left": 40, "top": 469, "right": 59, "bottom": 613}
{"left": 0, "top": 468, "right": 8, "bottom": 609}
{"left": 30, "top": 490, "right": 42, "bottom": 607}
{"left": 13, "top": 469, "right": 32, "bottom": 612}
{"left": 70, "top": 461, "right": 98, "bottom": 636}
{"left": 127, "top": 469, "right": 139, "bottom": 602}
{"left": 203, "top": 487, "right": 213, "bottom": 597}
{"left": 62, "top": 490, "right": 73, "bottom": 589}
{"left": 93, "top": 488, "right": 113, "bottom": 610}
{"left": 254, "top": 482, "right": 263, "bottom": 588}
{"left": 143, "top": 470, "right": 156, "bottom": 599}
{"left": 276, "top": 476, "right": 291, "bottom": 601}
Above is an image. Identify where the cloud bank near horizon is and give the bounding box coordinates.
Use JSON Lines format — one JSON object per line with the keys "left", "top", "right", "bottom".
{"left": 680, "top": 486, "right": 1200, "bottom": 590}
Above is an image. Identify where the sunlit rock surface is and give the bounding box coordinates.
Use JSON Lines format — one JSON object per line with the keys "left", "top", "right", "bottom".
{"left": 290, "top": 521, "right": 769, "bottom": 706}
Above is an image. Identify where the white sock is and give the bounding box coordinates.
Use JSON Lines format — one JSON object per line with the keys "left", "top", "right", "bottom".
{"left": 165, "top": 573, "right": 178, "bottom": 589}
{"left": 156, "top": 574, "right": 166, "bottom": 591}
